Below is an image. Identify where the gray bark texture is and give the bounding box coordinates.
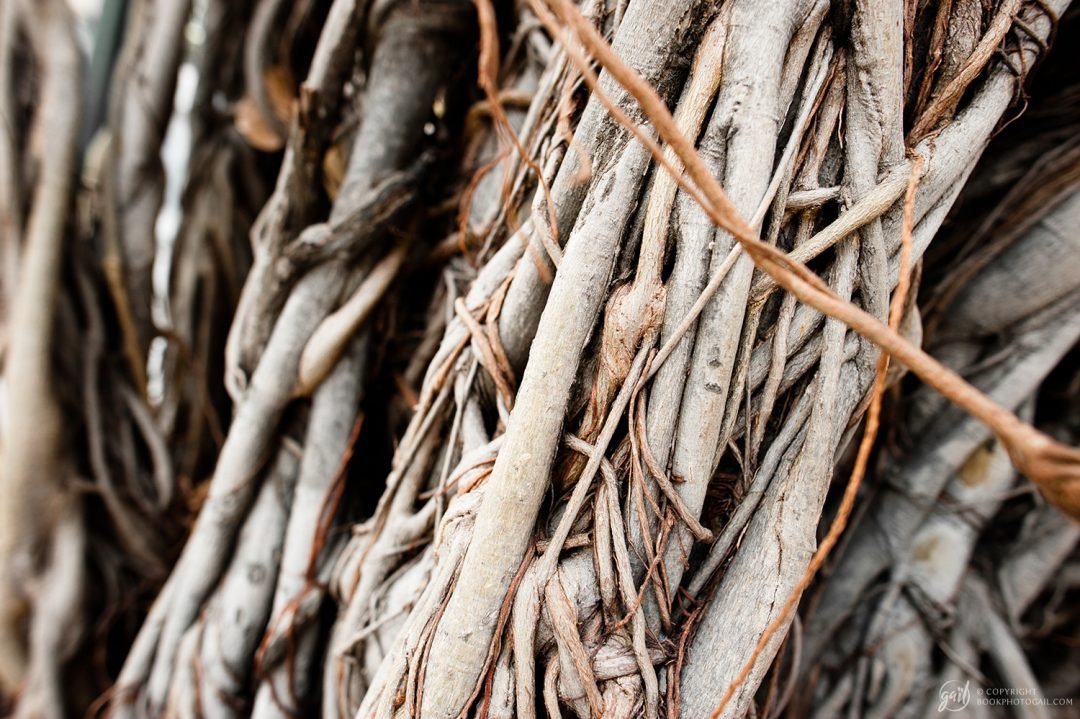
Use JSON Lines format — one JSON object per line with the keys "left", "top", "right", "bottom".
{"left": 0, "top": 0, "right": 1079, "bottom": 717}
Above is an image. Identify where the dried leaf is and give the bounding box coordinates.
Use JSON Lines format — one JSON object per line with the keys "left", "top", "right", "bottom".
{"left": 264, "top": 64, "right": 295, "bottom": 124}
{"left": 323, "top": 142, "right": 347, "bottom": 200}
{"left": 234, "top": 96, "right": 285, "bottom": 152}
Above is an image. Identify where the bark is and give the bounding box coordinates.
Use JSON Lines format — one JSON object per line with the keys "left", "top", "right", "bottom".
{"left": 0, "top": 0, "right": 81, "bottom": 707}
{"left": 1, "top": 0, "right": 1079, "bottom": 717}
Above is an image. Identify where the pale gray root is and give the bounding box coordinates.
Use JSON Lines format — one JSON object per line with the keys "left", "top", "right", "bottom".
{"left": 225, "top": 0, "right": 369, "bottom": 384}
{"left": 632, "top": 4, "right": 736, "bottom": 589}
{"left": 805, "top": 288, "right": 1080, "bottom": 669}
{"left": 193, "top": 444, "right": 302, "bottom": 716}
{"left": 296, "top": 251, "right": 396, "bottom": 395}
{"left": 165, "top": 621, "right": 202, "bottom": 719}
{"left": 844, "top": 0, "right": 904, "bottom": 326}
{"left": 495, "top": 0, "right": 701, "bottom": 373}
{"left": 651, "top": 0, "right": 819, "bottom": 629}
{"left": 936, "top": 189, "right": 1080, "bottom": 340}
{"left": 678, "top": 219, "right": 860, "bottom": 719}
{"left": 421, "top": 137, "right": 652, "bottom": 719}
{"left": 228, "top": 0, "right": 465, "bottom": 389}
{"left": 226, "top": 135, "right": 312, "bottom": 397}
{"left": 954, "top": 576, "right": 1053, "bottom": 719}
{"left": 353, "top": 493, "right": 478, "bottom": 718}
{"left": 997, "top": 504, "right": 1080, "bottom": 623}
{"left": 672, "top": 21, "right": 906, "bottom": 702}
{"left": 354, "top": 16, "right": 708, "bottom": 712}
{"left": 632, "top": 4, "right": 834, "bottom": 673}
{"left": 321, "top": 48, "right": 553, "bottom": 711}
{"left": 838, "top": 1, "right": 905, "bottom": 501}
{"left": 715, "top": 23, "right": 834, "bottom": 482}
{"left": 133, "top": 260, "right": 351, "bottom": 712}
{"left": 638, "top": 9, "right": 732, "bottom": 519}
{"left": 118, "top": 0, "right": 464, "bottom": 707}
{"left": 918, "top": 625, "right": 993, "bottom": 719}
{"left": 12, "top": 506, "right": 85, "bottom": 719}
{"left": 104, "top": 0, "right": 192, "bottom": 353}
{"left": 487, "top": 637, "right": 516, "bottom": 719}
{"left": 108, "top": 443, "right": 298, "bottom": 715}
{"left": 0, "top": 0, "right": 81, "bottom": 698}
{"left": 324, "top": 415, "right": 446, "bottom": 717}
{"left": 685, "top": 377, "right": 818, "bottom": 599}
{"left": 804, "top": 180, "right": 1080, "bottom": 664}
{"left": 251, "top": 335, "right": 367, "bottom": 718}
{"left": 813, "top": 427, "right": 1019, "bottom": 719}
{"left": 0, "top": 0, "right": 22, "bottom": 348}
{"left": 748, "top": 60, "right": 845, "bottom": 463}
{"left": 336, "top": 8, "right": 688, "bottom": 704}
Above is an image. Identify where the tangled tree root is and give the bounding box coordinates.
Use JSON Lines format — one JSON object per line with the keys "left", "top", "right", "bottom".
{"left": 0, "top": 0, "right": 1078, "bottom": 717}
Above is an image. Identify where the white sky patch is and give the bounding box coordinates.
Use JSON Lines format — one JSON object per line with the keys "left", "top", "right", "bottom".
{"left": 147, "top": 60, "right": 199, "bottom": 405}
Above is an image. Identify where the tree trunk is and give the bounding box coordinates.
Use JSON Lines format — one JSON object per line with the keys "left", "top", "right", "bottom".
{"left": 0, "top": 0, "right": 1078, "bottom": 717}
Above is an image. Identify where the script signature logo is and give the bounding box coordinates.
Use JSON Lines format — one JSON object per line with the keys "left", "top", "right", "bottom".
{"left": 938, "top": 680, "right": 971, "bottom": 712}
